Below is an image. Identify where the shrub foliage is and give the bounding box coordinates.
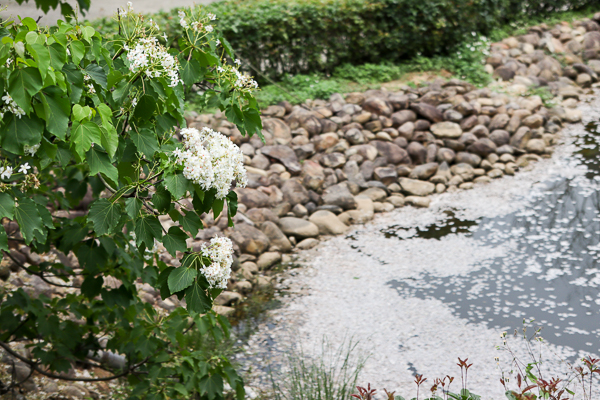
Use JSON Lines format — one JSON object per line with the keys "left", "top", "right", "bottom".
{"left": 0, "top": 4, "right": 261, "bottom": 398}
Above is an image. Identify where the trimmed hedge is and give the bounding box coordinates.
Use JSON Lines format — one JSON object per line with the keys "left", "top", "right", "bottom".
{"left": 92, "top": 0, "right": 598, "bottom": 82}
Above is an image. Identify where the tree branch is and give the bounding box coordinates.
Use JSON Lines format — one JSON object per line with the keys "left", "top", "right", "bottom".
{"left": 3, "top": 250, "right": 77, "bottom": 289}
{"left": 0, "top": 341, "right": 147, "bottom": 382}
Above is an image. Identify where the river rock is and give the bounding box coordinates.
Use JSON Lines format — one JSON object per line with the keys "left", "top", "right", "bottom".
{"left": 279, "top": 217, "right": 319, "bottom": 238}
{"left": 489, "top": 130, "right": 510, "bottom": 146}
{"left": 467, "top": 139, "right": 497, "bottom": 157}
{"left": 260, "top": 221, "right": 292, "bottom": 252}
{"left": 246, "top": 208, "right": 279, "bottom": 225}
{"left": 411, "top": 103, "right": 443, "bottom": 122}
{"left": 391, "top": 110, "right": 417, "bottom": 127}
{"left": 309, "top": 210, "right": 349, "bottom": 235}
{"left": 342, "top": 196, "right": 374, "bottom": 224}
{"left": 526, "top": 138, "right": 546, "bottom": 154}
{"left": 431, "top": 122, "right": 462, "bottom": 138}
{"left": 372, "top": 141, "right": 410, "bottom": 164}
{"left": 409, "top": 163, "right": 439, "bottom": 180}
{"left": 373, "top": 167, "right": 398, "bottom": 185}
{"left": 322, "top": 183, "right": 357, "bottom": 210}
{"left": 583, "top": 31, "right": 600, "bottom": 59}
{"left": 281, "top": 179, "right": 309, "bottom": 206}
{"left": 407, "top": 141, "right": 427, "bottom": 164}
{"left": 488, "top": 113, "right": 510, "bottom": 130}
{"left": 263, "top": 118, "right": 292, "bottom": 144}
{"left": 405, "top": 196, "right": 431, "bottom": 208}
{"left": 228, "top": 224, "right": 270, "bottom": 255}
{"left": 510, "top": 126, "right": 532, "bottom": 149}
{"left": 398, "top": 178, "right": 435, "bottom": 196}
{"left": 257, "top": 252, "right": 282, "bottom": 270}
{"left": 363, "top": 97, "right": 393, "bottom": 116}
{"left": 346, "top": 128, "right": 365, "bottom": 145}
{"left": 235, "top": 188, "right": 271, "bottom": 209}
{"left": 302, "top": 160, "right": 325, "bottom": 190}
{"left": 455, "top": 152, "right": 481, "bottom": 166}
{"left": 359, "top": 187, "right": 387, "bottom": 202}
{"left": 260, "top": 145, "right": 302, "bottom": 173}
{"left": 321, "top": 152, "right": 346, "bottom": 168}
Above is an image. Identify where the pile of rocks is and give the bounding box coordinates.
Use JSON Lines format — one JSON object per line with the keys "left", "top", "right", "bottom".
{"left": 180, "top": 13, "right": 600, "bottom": 311}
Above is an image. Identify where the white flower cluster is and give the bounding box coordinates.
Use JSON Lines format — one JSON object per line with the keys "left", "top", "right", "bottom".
{"left": 215, "top": 63, "right": 258, "bottom": 91}
{"left": 119, "top": 1, "right": 134, "bottom": 17}
{"left": 1, "top": 93, "right": 25, "bottom": 119}
{"left": 125, "top": 37, "right": 181, "bottom": 87}
{"left": 173, "top": 127, "right": 247, "bottom": 199}
{"left": 83, "top": 74, "right": 95, "bottom": 94}
{"left": 178, "top": 9, "right": 216, "bottom": 34}
{"left": 0, "top": 162, "right": 32, "bottom": 180}
{"left": 144, "top": 238, "right": 160, "bottom": 260}
{"left": 200, "top": 236, "right": 233, "bottom": 289}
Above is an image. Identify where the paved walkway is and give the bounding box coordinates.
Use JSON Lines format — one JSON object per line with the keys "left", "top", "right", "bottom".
{"left": 1, "top": 0, "right": 212, "bottom": 26}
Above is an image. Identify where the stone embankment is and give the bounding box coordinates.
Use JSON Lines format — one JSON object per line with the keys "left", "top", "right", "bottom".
{"left": 2, "top": 10, "right": 600, "bottom": 399}
{"left": 180, "top": 12, "right": 600, "bottom": 312}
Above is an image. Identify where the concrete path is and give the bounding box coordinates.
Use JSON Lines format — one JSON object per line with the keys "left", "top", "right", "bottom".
{"left": 0, "top": 0, "right": 213, "bottom": 26}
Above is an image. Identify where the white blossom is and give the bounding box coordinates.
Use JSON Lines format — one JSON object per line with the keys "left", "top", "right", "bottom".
{"left": 205, "top": 25, "right": 214, "bottom": 33}
{"left": 216, "top": 39, "right": 220, "bottom": 46}
{"left": 1, "top": 93, "right": 25, "bottom": 119}
{"left": 23, "top": 143, "right": 40, "bottom": 156}
{"left": 208, "top": 13, "right": 216, "bottom": 21}
{"left": 199, "top": 236, "right": 233, "bottom": 289}
{"left": 235, "top": 58, "right": 241, "bottom": 65}
{"left": 178, "top": 10, "right": 188, "bottom": 28}
{"left": 174, "top": 127, "right": 247, "bottom": 199}
{"left": 0, "top": 166, "right": 13, "bottom": 180}
{"left": 18, "top": 163, "right": 31, "bottom": 174}
{"left": 125, "top": 36, "right": 181, "bottom": 87}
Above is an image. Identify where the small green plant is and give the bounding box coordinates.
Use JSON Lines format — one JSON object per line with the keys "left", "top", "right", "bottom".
{"left": 271, "top": 337, "right": 368, "bottom": 400}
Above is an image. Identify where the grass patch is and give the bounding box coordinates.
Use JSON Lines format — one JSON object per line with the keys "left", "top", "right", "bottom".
{"left": 270, "top": 337, "right": 368, "bottom": 400}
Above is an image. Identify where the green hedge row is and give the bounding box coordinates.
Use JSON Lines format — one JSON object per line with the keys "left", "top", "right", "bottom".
{"left": 92, "top": 0, "right": 598, "bottom": 83}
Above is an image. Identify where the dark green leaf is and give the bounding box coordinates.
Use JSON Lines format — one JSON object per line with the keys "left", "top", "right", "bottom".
{"left": 180, "top": 210, "right": 202, "bottom": 237}
{"left": 48, "top": 42, "right": 67, "bottom": 70}
{"left": 212, "top": 198, "right": 224, "bottom": 219}
{"left": 152, "top": 185, "right": 171, "bottom": 213}
{"left": 27, "top": 43, "right": 51, "bottom": 80}
{"left": 70, "top": 121, "right": 102, "bottom": 160}
{"left": 84, "top": 63, "right": 107, "bottom": 87}
{"left": 8, "top": 67, "right": 43, "bottom": 113}
{"left": 0, "top": 225, "right": 8, "bottom": 252}
{"left": 125, "top": 197, "right": 142, "bottom": 219}
{"left": 70, "top": 40, "right": 85, "bottom": 65}
{"left": 87, "top": 147, "right": 118, "bottom": 185}
{"left": 0, "top": 192, "right": 15, "bottom": 219}
{"left": 134, "top": 216, "right": 162, "bottom": 248}
{"left": 179, "top": 58, "right": 202, "bottom": 87}
{"left": 162, "top": 226, "right": 188, "bottom": 257}
{"left": 133, "top": 96, "right": 156, "bottom": 121}
{"left": 81, "top": 275, "right": 103, "bottom": 299}
{"left": 130, "top": 129, "right": 159, "bottom": 158}
{"left": 14, "top": 198, "right": 44, "bottom": 244}
{"left": 164, "top": 172, "right": 189, "bottom": 200}
{"left": 157, "top": 266, "right": 174, "bottom": 300}
{"left": 40, "top": 88, "right": 70, "bottom": 139}
{"left": 0, "top": 114, "right": 43, "bottom": 155}
{"left": 168, "top": 264, "right": 197, "bottom": 294}
{"left": 88, "top": 198, "right": 121, "bottom": 236}
{"left": 185, "top": 280, "right": 211, "bottom": 314}
{"left": 199, "top": 374, "right": 224, "bottom": 400}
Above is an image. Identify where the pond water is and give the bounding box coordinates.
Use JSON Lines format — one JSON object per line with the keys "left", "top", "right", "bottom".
{"left": 242, "top": 92, "right": 600, "bottom": 397}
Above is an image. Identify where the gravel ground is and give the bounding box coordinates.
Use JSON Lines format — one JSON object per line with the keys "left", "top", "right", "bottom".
{"left": 238, "top": 92, "right": 600, "bottom": 399}
{"left": 0, "top": 0, "right": 209, "bottom": 26}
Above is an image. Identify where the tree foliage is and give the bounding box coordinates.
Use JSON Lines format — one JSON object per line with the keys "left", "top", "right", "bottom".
{"left": 0, "top": 4, "right": 261, "bottom": 398}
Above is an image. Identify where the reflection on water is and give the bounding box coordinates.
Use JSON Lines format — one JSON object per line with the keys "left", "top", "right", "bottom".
{"left": 388, "top": 117, "right": 600, "bottom": 354}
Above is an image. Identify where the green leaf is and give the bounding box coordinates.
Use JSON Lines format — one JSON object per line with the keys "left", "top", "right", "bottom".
{"left": 168, "top": 264, "right": 198, "bottom": 294}
{"left": 81, "top": 275, "right": 103, "bottom": 299}
{"left": 130, "top": 129, "right": 159, "bottom": 158}
{"left": 162, "top": 226, "right": 188, "bottom": 257}
{"left": 125, "top": 197, "right": 142, "bottom": 219}
{"left": 97, "top": 104, "right": 118, "bottom": 158}
{"left": 27, "top": 43, "right": 51, "bottom": 80}
{"left": 164, "top": 172, "right": 189, "bottom": 200}
{"left": 212, "top": 198, "right": 224, "bottom": 219}
{"left": 134, "top": 216, "right": 162, "bottom": 248}
{"left": 243, "top": 107, "right": 263, "bottom": 139}
{"left": 70, "top": 40, "right": 85, "bottom": 65}
{"left": 87, "top": 147, "right": 118, "bottom": 185}
{"left": 185, "top": 280, "right": 211, "bottom": 314}
{"left": 180, "top": 210, "right": 202, "bottom": 237}
{"left": 0, "top": 192, "right": 15, "bottom": 219}
{"left": 88, "top": 198, "right": 121, "bottom": 236}
{"left": 70, "top": 121, "right": 102, "bottom": 160}
{"left": 82, "top": 26, "right": 95, "bottom": 43}
{"left": 62, "top": 64, "right": 83, "bottom": 103}
{"left": 72, "top": 104, "right": 91, "bottom": 122}
{"left": 173, "top": 383, "right": 189, "bottom": 397}
{"left": 226, "top": 191, "right": 238, "bottom": 227}
{"left": 107, "top": 70, "right": 123, "bottom": 89}
{"left": 84, "top": 63, "right": 107, "bottom": 88}
{"left": 48, "top": 42, "right": 67, "bottom": 70}
{"left": 179, "top": 57, "right": 202, "bottom": 87}
{"left": 199, "top": 374, "right": 224, "bottom": 400}
{"left": 40, "top": 88, "right": 69, "bottom": 139}
{"left": 14, "top": 198, "right": 44, "bottom": 244}
{"left": 0, "top": 225, "right": 8, "bottom": 252}
{"left": 36, "top": 204, "right": 54, "bottom": 229}
{"left": 0, "top": 114, "right": 43, "bottom": 155}
{"left": 133, "top": 95, "right": 156, "bottom": 121}
{"left": 152, "top": 185, "right": 171, "bottom": 213}
{"left": 8, "top": 67, "right": 43, "bottom": 114}
{"left": 157, "top": 266, "right": 174, "bottom": 300}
